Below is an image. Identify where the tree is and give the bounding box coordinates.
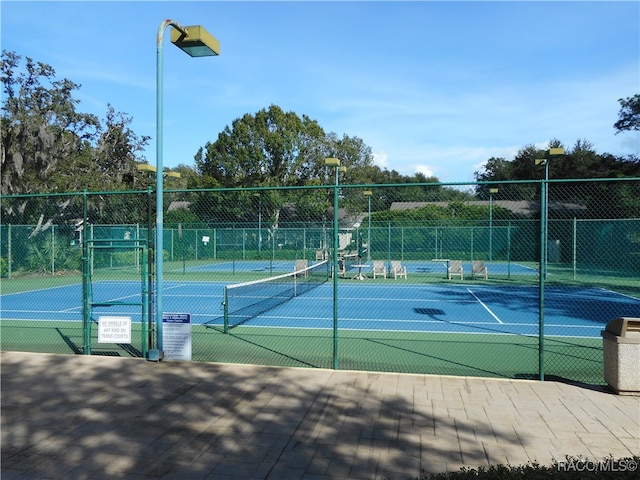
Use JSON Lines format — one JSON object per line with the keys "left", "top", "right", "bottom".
{"left": 196, "top": 104, "right": 327, "bottom": 188}
{"left": 1, "top": 51, "right": 151, "bottom": 197}
{"left": 95, "top": 105, "right": 150, "bottom": 187}
{"left": 614, "top": 94, "right": 640, "bottom": 133}
{"left": 1, "top": 51, "right": 100, "bottom": 195}
{"left": 1, "top": 51, "right": 151, "bottom": 230}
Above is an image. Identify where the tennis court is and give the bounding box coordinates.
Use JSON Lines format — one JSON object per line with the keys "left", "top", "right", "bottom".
{"left": 2, "top": 256, "right": 639, "bottom": 383}
{"left": 3, "top": 268, "right": 638, "bottom": 337}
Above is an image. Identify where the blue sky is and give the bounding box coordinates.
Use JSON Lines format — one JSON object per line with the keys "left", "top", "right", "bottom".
{"left": 2, "top": 1, "right": 639, "bottom": 183}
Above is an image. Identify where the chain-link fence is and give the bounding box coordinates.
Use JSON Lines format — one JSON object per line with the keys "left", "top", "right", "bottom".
{"left": 2, "top": 179, "right": 639, "bottom": 384}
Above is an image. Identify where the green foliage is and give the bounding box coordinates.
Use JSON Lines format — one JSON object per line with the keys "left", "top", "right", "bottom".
{"left": 614, "top": 93, "right": 640, "bottom": 132}
{"left": 164, "top": 207, "right": 200, "bottom": 226}
{"left": 196, "top": 104, "right": 328, "bottom": 188}
{"left": 370, "top": 201, "right": 517, "bottom": 224}
{"left": 0, "top": 257, "right": 8, "bottom": 277}
{"left": 1, "top": 51, "right": 101, "bottom": 195}
{"left": 25, "top": 231, "right": 80, "bottom": 274}
{"left": 475, "top": 140, "right": 639, "bottom": 184}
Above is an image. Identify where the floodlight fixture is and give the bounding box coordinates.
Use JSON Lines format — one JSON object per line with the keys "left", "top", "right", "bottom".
{"left": 170, "top": 25, "right": 220, "bottom": 57}
{"left": 137, "top": 164, "right": 157, "bottom": 173}
{"left": 548, "top": 147, "right": 565, "bottom": 157}
{"left": 325, "top": 157, "right": 340, "bottom": 167}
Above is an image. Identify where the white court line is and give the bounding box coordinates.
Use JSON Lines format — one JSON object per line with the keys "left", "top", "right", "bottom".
{"left": 466, "top": 288, "right": 503, "bottom": 324}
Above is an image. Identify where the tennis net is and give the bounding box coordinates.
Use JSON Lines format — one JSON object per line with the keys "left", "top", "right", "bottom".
{"left": 217, "top": 260, "right": 329, "bottom": 332}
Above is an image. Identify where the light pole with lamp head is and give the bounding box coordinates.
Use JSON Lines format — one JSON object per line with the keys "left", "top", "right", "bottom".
{"left": 534, "top": 147, "right": 564, "bottom": 380}
{"left": 151, "top": 20, "right": 219, "bottom": 361}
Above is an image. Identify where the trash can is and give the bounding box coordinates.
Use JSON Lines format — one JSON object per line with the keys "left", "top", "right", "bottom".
{"left": 601, "top": 317, "right": 640, "bottom": 395}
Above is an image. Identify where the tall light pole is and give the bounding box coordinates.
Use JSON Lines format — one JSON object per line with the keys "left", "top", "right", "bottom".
{"left": 488, "top": 187, "right": 498, "bottom": 261}
{"left": 151, "top": 20, "right": 219, "bottom": 361}
{"left": 363, "top": 190, "right": 372, "bottom": 262}
{"left": 325, "top": 157, "right": 344, "bottom": 370}
{"left": 534, "top": 147, "right": 564, "bottom": 380}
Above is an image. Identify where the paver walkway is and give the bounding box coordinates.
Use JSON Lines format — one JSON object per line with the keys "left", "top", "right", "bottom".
{"left": 1, "top": 351, "right": 638, "bottom": 479}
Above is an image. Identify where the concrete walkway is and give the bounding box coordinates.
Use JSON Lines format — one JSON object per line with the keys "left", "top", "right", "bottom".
{"left": 1, "top": 351, "right": 638, "bottom": 480}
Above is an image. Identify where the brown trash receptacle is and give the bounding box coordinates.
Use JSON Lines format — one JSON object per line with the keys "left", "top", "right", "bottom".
{"left": 601, "top": 317, "right": 640, "bottom": 395}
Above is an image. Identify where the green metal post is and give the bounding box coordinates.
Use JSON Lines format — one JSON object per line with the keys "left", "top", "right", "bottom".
{"left": 387, "top": 222, "right": 391, "bottom": 270}
{"left": 507, "top": 221, "right": 512, "bottom": 279}
{"left": 81, "top": 190, "right": 91, "bottom": 354}
{"left": 153, "top": 21, "right": 168, "bottom": 357}
{"left": 489, "top": 191, "right": 493, "bottom": 261}
{"left": 332, "top": 165, "right": 340, "bottom": 370}
{"left": 367, "top": 194, "right": 371, "bottom": 262}
{"left": 141, "top": 244, "right": 148, "bottom": 358}
{"left": 146, "top": 186, "right": 154, "bottom": 351}
{"left": 538, "top": 179, "right": 548, "bottom": 381}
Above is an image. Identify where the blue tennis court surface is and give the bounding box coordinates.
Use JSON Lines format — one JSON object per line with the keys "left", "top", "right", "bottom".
{"left": 2, "top": 281, "right": 638, "bottom": 339}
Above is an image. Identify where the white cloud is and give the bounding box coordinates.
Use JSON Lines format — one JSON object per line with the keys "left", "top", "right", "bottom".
{"left": 414, "top": 164, "right": 435, "bottom": 178}
{"left": 372, "top": 151, "right": 389, "bottom": 169}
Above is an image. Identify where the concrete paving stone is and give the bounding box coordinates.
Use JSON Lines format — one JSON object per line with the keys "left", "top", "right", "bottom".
{"left": 260, "top": 465, "right": 307, "bottom": 480}
{"left": 302, "top": 454, "right": 333, "bottom": 476}
{"left": 458, "top": 440, "right": 488, "bottom": 466}
{"left": 2, "top": 352, "right": 639, "bottom": 480}
{"left": 481, "top": 441, "right": 528, "bottom": 466}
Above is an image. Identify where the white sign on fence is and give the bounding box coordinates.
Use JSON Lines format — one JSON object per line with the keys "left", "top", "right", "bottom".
{"left": 98, "top": 316, "right": 132, "bottom": 343}
{"left": 162, "top": 313, "right": 192, "bottom": 361}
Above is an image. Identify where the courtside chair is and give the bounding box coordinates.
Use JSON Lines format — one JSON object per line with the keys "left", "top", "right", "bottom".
{"left": 448, "top": 260, "right": 464, "bottom": 280}
{"left": 372, "top": 260, "right": 387, "bottom": 278}
{"left": 390, "top": 261, "right": 407, "bottom": 279}
{"left": 294, "top": 259, "right": 308, "bottom": 277}
{"left": 472, "top": 260, "right": 488, "bottom": 279}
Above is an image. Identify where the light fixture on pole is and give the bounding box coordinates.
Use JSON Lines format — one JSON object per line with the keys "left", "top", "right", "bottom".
{"left": 325, "top": 157, "right": 343, "bottom": 370}
{"left": 363, "top": 190, "right": 372, "bottom": 262}
{"left": 137, "top": 163, "right": 157, "bottom": 173}
{"left": 488, "top": 188, "right": 498, "bottom": 262}
{"left": 151, "top": 20, "right": 219, "bottom": 362}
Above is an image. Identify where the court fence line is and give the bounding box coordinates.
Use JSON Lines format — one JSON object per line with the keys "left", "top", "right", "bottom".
{"left": 1, "top": 178, "right": 639, "bottom": 385}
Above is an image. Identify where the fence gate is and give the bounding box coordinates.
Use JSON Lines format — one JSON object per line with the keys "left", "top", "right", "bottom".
{"left": 82, "top": 238, "right": 150, "bottom": 357}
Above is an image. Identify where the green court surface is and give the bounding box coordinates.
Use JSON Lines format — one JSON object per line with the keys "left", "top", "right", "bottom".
{"left": 0, "top": 320, "right": 603, "bottom": 384}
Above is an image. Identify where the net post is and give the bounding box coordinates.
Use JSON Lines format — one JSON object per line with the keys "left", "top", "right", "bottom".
{"left": 223, "top": 286, "right": 229, "bottom": 334}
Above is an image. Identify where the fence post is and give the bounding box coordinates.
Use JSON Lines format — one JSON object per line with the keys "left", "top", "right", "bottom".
{"left": 82, "top": 190, "right": 92, "bottom": 355}
{"left": 50, "top": 225, "right": 55, "bottom": 275}
{"left": 538, "top": 180, "right": 547, "bottom": 380}
{"left": 8, "top": 224, "right": 12, "bottom": 278}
